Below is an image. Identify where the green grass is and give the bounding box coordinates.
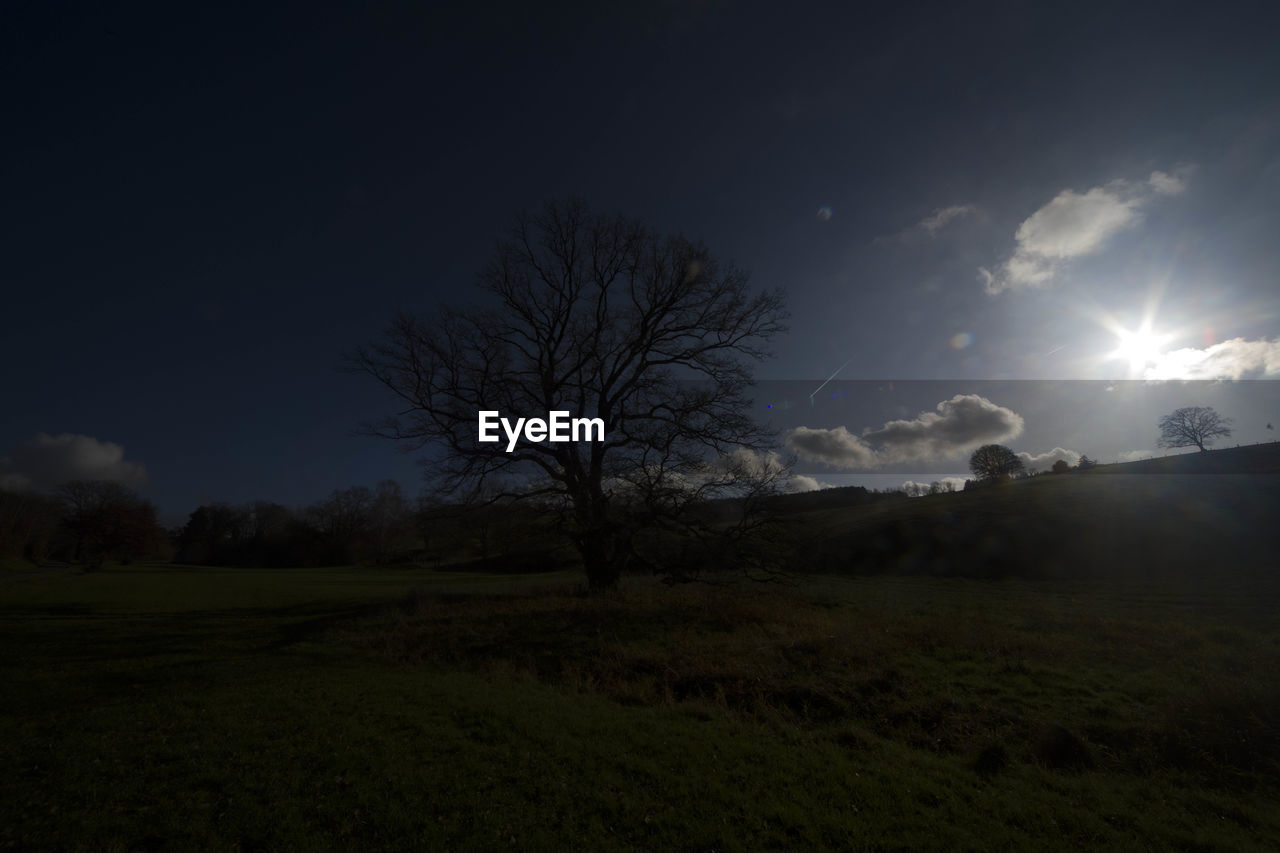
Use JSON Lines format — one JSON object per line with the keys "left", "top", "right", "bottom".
{"left": 0, "top": 556, "right": 37, "bottom": 572}
{"left": 3, "top": 562, "right": 1278, "bottom": 850}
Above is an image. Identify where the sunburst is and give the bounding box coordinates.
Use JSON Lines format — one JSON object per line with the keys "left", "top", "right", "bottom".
{"left": 1108, "top": 322, "right": 1172, "bottom": 376}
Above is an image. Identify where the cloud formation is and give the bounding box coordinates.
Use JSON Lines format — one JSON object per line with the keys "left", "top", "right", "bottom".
{"left": 981, "top": 169, "right": 1191, "bottom": 294}
{"left": 0, "top": 433, "right": 148, "bottom": 492}
{"left": 1017, "top": 447, "right": 1081, "bottom": 470}
{"left": 1147, "top": 169, "right": 1188, "bottom": 196}
{"left": 1142, "top": 337, "right": 1280, "bottom": 380}
{"left": 783, "top": 425, "right": 879, "bottom": 470}
{"left": 879, "top": 204, "right": 977, "bottom": 244}
{"left": 784, "top": 395, "right": 1025, "bottom": 470}
{"left": 785, "top": 474, "right": 834, "bottom": 493}
{"left": 918, "top": 204, "right": 977, "bottom": 234}
{"left": 862, "top": 394, "right": 1025, "bottom": 463}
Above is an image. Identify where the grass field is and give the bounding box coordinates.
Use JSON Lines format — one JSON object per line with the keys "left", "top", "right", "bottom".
{"left": 3, "top": 561, "right": 1278, "bottom": 850}
{"left": 788, "top": 471, "right": 1280, "bottom": 583}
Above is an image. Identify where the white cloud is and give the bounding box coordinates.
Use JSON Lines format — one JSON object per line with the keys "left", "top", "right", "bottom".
{"left": 878, "top": 204, "right": 977, "bottom": 244}
{"left": 1016, "top": 185, "right": 1142, "bottom": 259}
{"left": 783, "top": 425, "right": 879, "bottom": 470}
{"left": 982, "top": 169, "right": 1191, "bottom": 294}
{"left": 919, "top": 205, "right": 977, "bottom": 234}
{"left": 784, "top": 395, "right": 1025, "bottom": 470}
{"left": 606, "top": 447, "right": 822, "bottom": 502}
{"left": 1147, "top": 169, "right": 1188, "bottom": 196}
{"left": 861, "top": 394, "right": 1025, "bottom": 463}
{"left": 1142, "top": 338, "right": 1280, "bottom": 380}
{"left": 714, "top": 446, "right": 786, "bottom": 477}
{"left": 1017, "top": 447, "right": 1081, "bottom": 470}
{"left": 0, "top": 433, "right": 148, "bottom": 492}
{"left": 784, "top": 474, "right": 834, "bottom": 493}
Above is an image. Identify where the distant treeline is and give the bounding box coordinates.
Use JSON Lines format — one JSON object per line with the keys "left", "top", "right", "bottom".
{"left": 173, "top": 481, "right": 424, "bottom": 567}
{"left": 172, "top": 482, "right": 563, "bottom": 569}
{"left": 0, "top": 481, "right": 165, "bottom": 568}
{"left": 0, "top": 479, "right": 563, "bottom": 570}
{"left": 764, "top": 485, "right": 908, "bottom": 513}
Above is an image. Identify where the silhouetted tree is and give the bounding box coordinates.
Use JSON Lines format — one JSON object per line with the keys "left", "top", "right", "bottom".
{"left": 0, "top": 488, "right": 62, "bottom": 564}
{"left": 968, "top": 444, "right": 1024, "bottom": 482}
{"left": 245, "top": 501, "right": 300, "bottom": 566}
{"left": 174, "top": 485, "right": 420, "bottom": 568}
{"left": 1051, "top": 459, "right": 1070, "bottom": 474}
{"left": 414, "top": 495, "right": 454, "bottom": 567}
{"left": 1158, "top": 406, "right": 1233, "bottom": 452}
{"left": 175, "top": 503, "right": 251, "bottom": 565}
{"left": 355, "top": 199, "right": 788, "bottom": 589}
{"left": 307, "top": 486, "right": 374, "bottom": 564}
{"left": 368, "top": 480, "right": 414, "bottom": 564}
{"left": 57, "top": 480, "right": 163, "bottom": 568}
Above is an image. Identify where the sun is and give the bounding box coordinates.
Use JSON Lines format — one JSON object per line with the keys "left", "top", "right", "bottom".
{"left": 1108, "top": 323, "right": 1171, "bottom": 375}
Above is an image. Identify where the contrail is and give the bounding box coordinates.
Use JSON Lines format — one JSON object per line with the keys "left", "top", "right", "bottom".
{"left": 1044, "top": 344, "right": 1067, "bottom": 357}
{"left": 810, "top": 358, "right": 852, "bottom": 406}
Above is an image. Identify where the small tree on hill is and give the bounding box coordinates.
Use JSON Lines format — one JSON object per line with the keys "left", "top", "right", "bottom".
{"left": 1157, "top": 406, "right": 1233, "bottom": 452}
{"left": 1051, "top": 459, "right": 1070, "bottom": 474}
{"left": 969, "top": 444, "right": 1024, "bottom": 482}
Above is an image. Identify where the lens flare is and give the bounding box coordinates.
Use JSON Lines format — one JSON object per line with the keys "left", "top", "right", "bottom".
{"left": 1108, "top": 322, "right": 1171, "bottom": 375}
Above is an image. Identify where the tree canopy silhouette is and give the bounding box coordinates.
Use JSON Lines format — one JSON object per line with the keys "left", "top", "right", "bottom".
{"left": 968, "top": 444, "right": 1024, "bottom": 482}
{"left": 57, "top": 480, "right": 162, "bottom": 568}
{"left": 1157, "top": 406, "right": 1233, "bottom": 452}
{"left": 355, "top": 200, "right": 788, "bottom": 589}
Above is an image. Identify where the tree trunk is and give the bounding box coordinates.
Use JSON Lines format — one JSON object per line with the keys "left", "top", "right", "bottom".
{"left": 581, "top": 534, "right": 620, "bottom": 591}
{"left": 574, "top": 484, "right": 621, "bottom": 591}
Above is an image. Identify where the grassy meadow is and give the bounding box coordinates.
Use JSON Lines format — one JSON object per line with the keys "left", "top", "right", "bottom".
{"left": 786, "top": 470, "right": 1280, "bottom": 583}
{"left": 3, "top": 554, "right": 1278, "bottom": 850}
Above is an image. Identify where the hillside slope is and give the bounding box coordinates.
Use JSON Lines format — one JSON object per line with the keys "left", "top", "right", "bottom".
{"left": 1088, "top": 441, "right": 1280, "bottom": 475}
{"left": 784, "top": 443, "right": 1280, "bottom": 582}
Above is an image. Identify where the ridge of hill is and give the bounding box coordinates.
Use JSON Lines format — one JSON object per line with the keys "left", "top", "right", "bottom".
{"left": 1085, "top": 440, "right": 1280, "bottom": 475}
{"left": 782, "top": 442, "right": 1280, "bottom": 582}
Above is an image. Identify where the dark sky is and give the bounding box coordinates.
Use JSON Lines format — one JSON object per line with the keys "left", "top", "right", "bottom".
{"left": 4, "top": 1, "right": 1279, "bottom": 517}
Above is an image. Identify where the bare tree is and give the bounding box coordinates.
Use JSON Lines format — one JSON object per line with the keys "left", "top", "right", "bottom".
{"left": 1157, "top": 406, "right": 1233, "bottom": 452}
{"left": 368, "top": 480, "right": 413, "bottom": 565}
{"left": 0, "top": 488, "right": 61, "bottom": 564}
{"left": 354, "top": 200, "right": 788, "bottom": 589}
{"left": 307, "top": 486, "right": 374, "bottom": 563}
{"left": 968, "top": 444, "right": 1024, "bottom": 482}
{"left": 57, "top": 480, "right": 162, "bottom": 568}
